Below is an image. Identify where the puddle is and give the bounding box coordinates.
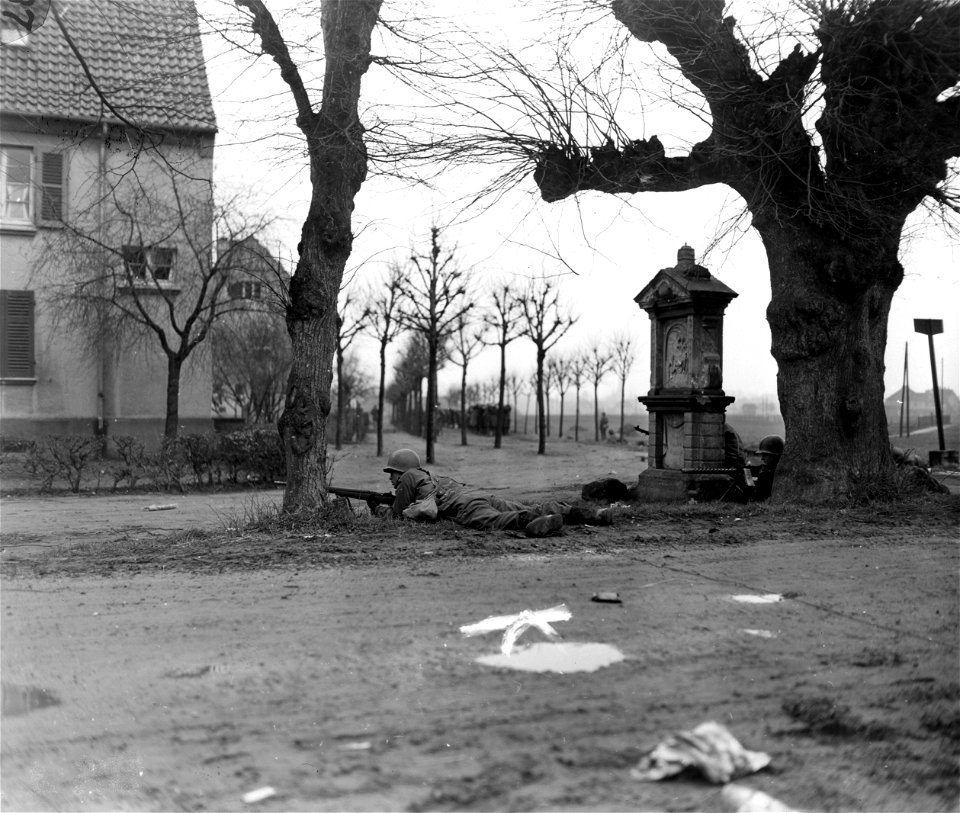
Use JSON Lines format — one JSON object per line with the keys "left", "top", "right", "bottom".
{"left": 476, "top": 642, "right": 625, "bottom": 673}
{"left": 740, "top": 629, "right": 778, "bottom": 639}
{"left": 730, "top": 593, "right": 782, "bottom": 604}
{"left": 1, "top": 682, "right": 61, "bottom": 717}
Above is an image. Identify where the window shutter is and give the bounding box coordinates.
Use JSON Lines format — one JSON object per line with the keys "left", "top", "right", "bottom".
{"left": 39, "top": 151, "right": 64, "bottom": 222}
{"left": 1, "top": 289, "right": 36, "bottom": 378}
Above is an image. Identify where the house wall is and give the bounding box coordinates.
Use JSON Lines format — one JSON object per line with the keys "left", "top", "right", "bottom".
{"left": 1, "top": 118, "right": 216, "bottom": 445}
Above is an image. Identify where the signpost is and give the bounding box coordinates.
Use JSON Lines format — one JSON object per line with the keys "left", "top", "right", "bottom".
{"left": 913, "top": 319, "right": 946, "bottom": 452}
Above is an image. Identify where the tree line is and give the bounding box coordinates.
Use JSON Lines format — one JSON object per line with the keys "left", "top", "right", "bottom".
{"left": 34, "top": 0, "right": 959, "bottom": 509}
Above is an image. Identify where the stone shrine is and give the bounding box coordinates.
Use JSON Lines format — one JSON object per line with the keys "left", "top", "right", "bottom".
{"left": 632, "top": 245, "right": 738, "bottom": 500}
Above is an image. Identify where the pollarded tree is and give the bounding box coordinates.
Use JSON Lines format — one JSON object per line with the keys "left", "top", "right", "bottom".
{"left": 548, "top": 355, "right": 571, "bottom": 439}
{"left": 397, "top": 226, "right": 473, "bottom": 464}
{"left": 449, "top": 313, "right": 488, "bottom": 446}
{"left": 520, "top": 276, "right": 576, "bottom": 454}
{"left": 525, "top": 0, "right": 960, "bottom": 497}
{"left": 362, "top": 262, "right": 405, "bottom": 457}
{"left": 609, "top": 332, "right": 637, "bottom": 442}
{"left": 586, "top": 342, "right": 613, "bottom": 442}
{"left": 568, "top": 352, "right": 588, "bottom": 442}
{"left": 482, "top": 280, "right": 526, "bottom": 449}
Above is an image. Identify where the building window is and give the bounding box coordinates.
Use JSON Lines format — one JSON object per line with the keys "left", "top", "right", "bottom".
{"left": 0, "top": 146, "right": 65, "bottom": 227}
{"left": 228, "top": 280, "right": 263, "bottom": 300}
{"left": 0, "top": 289, "right": 36, "bottom": 381}
{"left": 1, "top": 146, "right": 32, "bottom": 223}
{"left": 122, "top": 245, "right": 176, "bottom": 283}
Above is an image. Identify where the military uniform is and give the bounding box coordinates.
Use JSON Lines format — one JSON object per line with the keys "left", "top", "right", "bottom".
{"left": 389, "top": 467, "right": 581, "bottom": 532}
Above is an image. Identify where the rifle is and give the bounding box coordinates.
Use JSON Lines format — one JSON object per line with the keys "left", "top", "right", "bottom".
{"left": 328, "top": 487, "right": 395, "bottom": 506}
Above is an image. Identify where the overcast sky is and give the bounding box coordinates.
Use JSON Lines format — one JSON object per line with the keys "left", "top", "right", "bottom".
{"left": 199, "top": 0, "right": 959, "bottom": 416}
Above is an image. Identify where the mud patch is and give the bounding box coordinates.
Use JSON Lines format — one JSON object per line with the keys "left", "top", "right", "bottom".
{"left": 782, "top": 694, "right": 895, "bottom": 739}
{"left": 1, "top": 681, "right": 61, "bottom": 716}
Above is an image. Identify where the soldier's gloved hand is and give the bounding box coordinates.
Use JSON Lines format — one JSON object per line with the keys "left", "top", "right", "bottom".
{"left": 372, "top": 503, "right": 392, "bottom": 518}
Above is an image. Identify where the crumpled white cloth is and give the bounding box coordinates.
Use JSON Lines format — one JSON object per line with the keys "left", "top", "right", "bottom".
{"left": 631, "top": 721, "right": 771, "bottom": 784}
{"left": 460, "top": 604, "right": 571, "bottom": 655}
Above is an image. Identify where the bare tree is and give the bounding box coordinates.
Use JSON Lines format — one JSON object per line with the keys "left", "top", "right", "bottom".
{"left": 520, "top": 276, "right": 575, "bottom": 454}
{"left": 507, "top": 373, "right": 524, "bottom": 434}
{"left": 235, "top": 0, "right": 382, "bottom": 511}
{"left": 609, "top": 332, "right": 636, "bottom": 442}
{"left": 362, "top": 262, "right": 405, "bottom": 457}
{"left": 335, "top": 293, "right": 370, "bottom": 451}
{"left": 40, "top": 165, "right": 269, "bottom": 439}
{"left": 524, "top": 370, "right": 538, "bottom": 434}
{"left": 548, "top": 355, "right": 571, "bottom": 439}
{"left": 568, "top": 352, "right": 588, "bottom": 442}
{"left": 587, "top": 342, "right": 613, "bottom": 442}
{"left": 514, "top": 0, "right": 960, "bottom": 496}
{"left": 449, "top": 313, "right": 488, "bottom": 446}
{"left": 482, "top": 280, "right": 526, "bottom": 449}
{"left": 398, "top": 226, "right": 472, "bottom": 464}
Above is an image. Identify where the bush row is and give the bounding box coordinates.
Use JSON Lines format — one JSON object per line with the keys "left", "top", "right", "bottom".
{"left": 22, "top": 429, "right": 285, "bottom": 493}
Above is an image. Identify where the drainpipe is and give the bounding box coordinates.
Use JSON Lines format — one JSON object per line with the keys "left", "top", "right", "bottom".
{"left": 96, "top": 122, "right": 107, "bottom": 438}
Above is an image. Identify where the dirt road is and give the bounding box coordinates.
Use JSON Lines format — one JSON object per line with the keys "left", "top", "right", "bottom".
{"left": 1, "top": 434, "right": 957, "bottom": 811}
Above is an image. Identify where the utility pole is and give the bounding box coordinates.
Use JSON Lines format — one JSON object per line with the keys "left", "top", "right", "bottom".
{"left": 899, "top": 343, "right": 909, "bottom": 438}
{"left": 914, "top": 319, "right": 945, "bottom": 451}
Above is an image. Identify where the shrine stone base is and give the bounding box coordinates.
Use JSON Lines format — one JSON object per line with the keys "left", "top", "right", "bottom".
{"left": 629, "top": 468, "right": 737, "bottom": 503}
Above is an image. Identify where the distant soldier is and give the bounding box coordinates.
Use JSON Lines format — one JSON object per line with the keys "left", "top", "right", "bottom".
{"left": 372, "top": 449, "right": 614, "bottom": 537}
{"left": 724, "top": 426, "right": 784, "bottom": 501}
{"left": 599, "top": 412, "right": 609, "bottom": 440}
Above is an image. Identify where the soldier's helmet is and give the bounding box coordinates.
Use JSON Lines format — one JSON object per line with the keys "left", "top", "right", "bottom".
{"left": 384, "top": 448, "right": 421, "bottom": 474}
{"left": 758, "top": 435, "right": 785, "bottom": 457}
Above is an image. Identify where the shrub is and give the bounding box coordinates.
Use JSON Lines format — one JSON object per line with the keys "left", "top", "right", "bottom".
{"left": 109, "top": 436, "right": 148, "bottom": 491}
{"left": 25, "top": 435, "right": 102, "bottom": 493}
{"left": 180, "top": 433, "right": 218, "bottom": 487}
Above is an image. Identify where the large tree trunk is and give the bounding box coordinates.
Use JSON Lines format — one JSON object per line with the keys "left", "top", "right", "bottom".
{"left": 163, "top": 356, "right": 182, "bottom": 439}
{"left": 269, "top": 0, "right": 380, "bottom": 513}
{"left": 760, "top": 222, "right": 902, "bottom": 500}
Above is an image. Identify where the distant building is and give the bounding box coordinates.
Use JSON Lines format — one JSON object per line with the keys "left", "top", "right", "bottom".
{"left": 885, "top": 388, "right": 957, "bottom": 431}
{"left": 1, "top": 0, "right": 216, "bottom": 441}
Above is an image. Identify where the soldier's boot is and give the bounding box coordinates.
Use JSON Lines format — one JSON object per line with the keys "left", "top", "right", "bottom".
{"left": 525, "top": 513, "right": 564, "bottom": 537}
{"left": 563, "top": 505, "right": 615, "bottom": 526}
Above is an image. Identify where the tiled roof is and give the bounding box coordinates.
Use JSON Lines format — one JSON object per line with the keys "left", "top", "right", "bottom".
{"left": 1, "top": 0, "right": 216, "bottom": 133}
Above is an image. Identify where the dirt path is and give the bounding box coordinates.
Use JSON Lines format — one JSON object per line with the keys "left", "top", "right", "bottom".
{"left": 1, "top": 434, "right": 958, "bottom": 811}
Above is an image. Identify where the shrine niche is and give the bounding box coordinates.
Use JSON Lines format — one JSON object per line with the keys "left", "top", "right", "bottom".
{"left": 631, "top": 245, "right": 738, "bottom": 500}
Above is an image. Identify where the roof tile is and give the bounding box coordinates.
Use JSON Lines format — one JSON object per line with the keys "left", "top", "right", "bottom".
{"left": 1, "top": 0, "right": 216, "bottom": 133}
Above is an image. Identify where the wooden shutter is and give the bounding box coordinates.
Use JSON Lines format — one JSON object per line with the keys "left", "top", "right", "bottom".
{"left": 0, "top": 289, "right": 36, "bottom": 378}
{"left": 39, "top": 151, "right": 64, "bottom": 223}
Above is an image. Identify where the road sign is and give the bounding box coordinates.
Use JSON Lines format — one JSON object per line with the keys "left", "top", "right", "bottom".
{"left": 913, "top": 319, "right": 943, "bottom": 336}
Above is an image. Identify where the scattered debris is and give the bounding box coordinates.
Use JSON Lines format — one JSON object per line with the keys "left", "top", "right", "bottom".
{"left": 460, "top": 604, "right": 571, "bottom": 655}
{"left": 591, "top": 592, "right": 623, "bottom": 604}
{"left": 339, "top": 741, "right": 372, "bottom": 751}
{"left": 730, "top": 594, "right": 782, "bottom": 604}
{"left": 721, "top": 783, "right": 797, "bottom": 812}
{"left": 143, "top": 503, "right": 177, "bottom": 512}
{"left": 241, "top": 786, "right": 276, "bottom": 804}
{"left": 632, "top": 721, "right": 771, "bottom": 784}
{"left": 476, "top": 641, "right": 625, "bottom": 673}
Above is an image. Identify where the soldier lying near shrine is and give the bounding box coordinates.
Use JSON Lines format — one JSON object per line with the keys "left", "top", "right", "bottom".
{"left": 360, "top": 448, "right": 615, "bottom": 537}
{"left": 723, "top": 425, "right": 784, "bottom": 501}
